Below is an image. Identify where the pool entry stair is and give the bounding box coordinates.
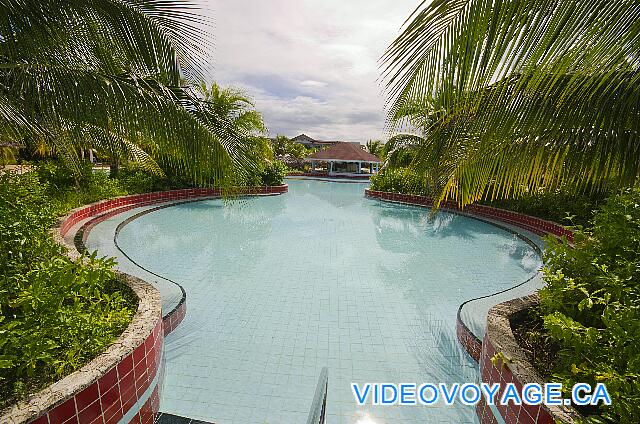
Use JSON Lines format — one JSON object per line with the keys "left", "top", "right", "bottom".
{"left": 155, "top": 412, "right": 213, "bottom": 424}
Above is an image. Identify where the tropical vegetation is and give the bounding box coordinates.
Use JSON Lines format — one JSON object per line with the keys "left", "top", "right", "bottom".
{"left": 370, "top": 167, "right": 431, "bottom": 197}
{"left": 0, "top": 170, "right": 137, "bottom": 409}
{"left": 193, "top": 81, "right": 287, "bottom": 186}
{"left": 380, "top": 2, "right": 640, "bottom": 422}
{"left": 271, "top": 135, "right": 315, "bottom": 170}
{"left": 0, "top": 0, "right": 261, "bottom": 185}
{"left": 382, "top": 0, "right": 639, "bottom": 208}
{"left": 531, "top": 189, "right": 640, "bottom": 422}
{"left": 0, "top": 0, "right": 285, "bottom": 410}
{"left": 365, "top": 140, "right": 385, "bottom": 158}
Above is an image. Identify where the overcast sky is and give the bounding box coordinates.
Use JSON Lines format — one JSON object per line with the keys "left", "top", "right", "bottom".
{"left": 202, "top": 0, "right": 419, "bottom": 143}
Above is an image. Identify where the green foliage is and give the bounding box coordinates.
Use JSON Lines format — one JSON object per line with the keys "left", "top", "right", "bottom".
{"left": 196, "top": 82, "right": 267, "bottom": 135}
{"left": 365, "top": 140, "right": 384, "bottom": 158}
{"left": 370, "top": 167, "right": 432, "bottom": 197}
{"left": 34, "top": 161, "right": 127, "bottom": 212}
{"left": 383, "top": 0, "right": 640, "bottom": 207}
{"left": 539, "top": 189, "right": 640, "bottom": 422}
{"left": 0, "top": 171, "right": 137, "bottom": 408}
{"left": 260, "top": 161, "right": 287, "bottom": 186}
{"left": 0, "top": 1, "right": 261, "bottom": 187}
{"left": 271, "top": 135, "right": 314, "bottom": 170}
{"left": 117, "top": 166, "right": 193, "bottom": 194}
{"left": 1, "top": 147, "right": 17, "bottom": 166}
{"left": 482, "top": 191, "right": 609, "bottom": 229}
{"left": 382, "top": 134, "right": 421, "bottom": 168}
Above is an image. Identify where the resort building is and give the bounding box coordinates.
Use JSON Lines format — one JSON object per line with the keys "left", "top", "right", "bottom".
{"left": 291, "top": 134, "right": 341, "bottom": 149}
{"left": 305, "top": 141, "right": 382, "bottom": 175}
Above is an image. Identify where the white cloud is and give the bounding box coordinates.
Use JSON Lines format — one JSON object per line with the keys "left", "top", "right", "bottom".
{"left": 300, "top": 80, "right": 328, "bottom": 88}
{"left": 198, "top": 0, "right": 418, "bottom": 143}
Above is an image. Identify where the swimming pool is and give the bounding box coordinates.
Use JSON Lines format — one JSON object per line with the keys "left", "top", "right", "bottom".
{"left": 103, "top": 179, "right": 541, "bottom": 423}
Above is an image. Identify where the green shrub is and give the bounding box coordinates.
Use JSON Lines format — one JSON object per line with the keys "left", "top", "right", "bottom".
{"left": 118, "top": 166, "right": 194, "bottom": 193}
{"left": 34, "top": 161, "right": 127, "bottom": 212}
{"left": 0, "top": 172, "right": 136, "bottom": 408}
{"left": 260, "top": 160, "right": 287, "bottom": 186}
{"left": 369, "top": 167, "right": 432, "bottom": 196}
{"left": 538, "top": 188, "right": 640, "bottom": 422}
{"left": 482, "top": 191, "right": 609, "bottom": 228}
{"left": 117, "top": 167, "right": 159, "bottom": 194}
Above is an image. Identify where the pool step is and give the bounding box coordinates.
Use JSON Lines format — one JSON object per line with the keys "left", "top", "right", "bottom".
{"left": 155, "top": 412, "right": 214, "bottom": 424}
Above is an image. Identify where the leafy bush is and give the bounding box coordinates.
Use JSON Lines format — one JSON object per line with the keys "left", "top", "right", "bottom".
{"left": 369, "top": 167, "right": 432, "bottom": 196}
{"left": 482, "top": 190, "right": 609, "bottom": 228}
{"left": 538, "top": 189, "right": 640, "bottom": 422}
{"left": 0, "top": 172, "right": 136, "bottom": 408}
{"left": 260, "top": 160, "right": 287, "bottom": 186}
{"left": 34, "top": 161, "right": 127, "bottom": 212}
{"left": 118, "top": 166, "right": 194, "bottom": 193}
{"left": 117, "top": 167, "right": 161, "bottom": 193}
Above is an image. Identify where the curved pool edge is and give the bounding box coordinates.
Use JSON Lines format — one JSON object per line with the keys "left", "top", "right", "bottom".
{"left": 363, "top": 189, "right": 572, "bottom": 360}
{"left": 60, "top": 185, "right": 289, "bottom": 336}
{"left": 364, "top": 189, "right": 574, "bottom": 424}
{"left": 22, "top": 186, "right": 288, "bottom": 424}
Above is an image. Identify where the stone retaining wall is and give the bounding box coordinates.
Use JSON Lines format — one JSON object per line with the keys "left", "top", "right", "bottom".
{"left": 479, "top": 295, "right": 582, "bottom": 424}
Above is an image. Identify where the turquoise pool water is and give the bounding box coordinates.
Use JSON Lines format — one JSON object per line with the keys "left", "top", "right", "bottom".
{"left": 115, "top": 179, "right": 540, "bottom": 424}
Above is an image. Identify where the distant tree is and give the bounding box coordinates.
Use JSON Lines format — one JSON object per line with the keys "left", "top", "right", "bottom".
{"left": 193, "top": 82, "right": 273, "bottom": 184}
{"left": 366, "top": 139, "right": 384, "bottom": 158}
{"left": 270, "top": 135, "right": 314, "bottom": 170}
{"left": 272, "top": 135, "right": 290, "bottom": 157}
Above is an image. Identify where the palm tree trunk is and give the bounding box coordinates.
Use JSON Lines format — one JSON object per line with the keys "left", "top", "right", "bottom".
{"left": 110, "top": 158, "right": 119, "bottom": 178}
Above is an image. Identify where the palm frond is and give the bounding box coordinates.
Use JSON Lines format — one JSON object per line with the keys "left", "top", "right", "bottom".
{"left": 0, "top": 0, "right": 262, "bottom": 185}
{"left": 383, "top": 0, "right": 640, "bottom": 206}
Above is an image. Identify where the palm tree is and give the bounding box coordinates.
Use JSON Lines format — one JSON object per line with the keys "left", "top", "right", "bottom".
{"left": 194, "top": 82, "right": 272, "bottom": 183}
{"left": 196, "top": 82, "right": 267, "bottom": 135}
{"left": 382, "top": 0, "right": 640, "bottom": 207}
{"left": 0, "top": 1, "right": 257, "bottom": 183}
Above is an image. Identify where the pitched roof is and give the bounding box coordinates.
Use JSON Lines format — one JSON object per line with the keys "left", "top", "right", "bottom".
{"left": 305, "top": 142, "right": 381, "bottom": 162}
{"left": 292, "top": 134, "right": 341, "bottom": 145}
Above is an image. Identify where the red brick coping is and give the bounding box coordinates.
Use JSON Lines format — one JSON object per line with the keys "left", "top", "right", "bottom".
{"left": 364, "top": 189, "right": 576, "bottom": 424}
{"left": 60, "top": 186, "right": 288, "bottom": 237}
{"left": 364, "top": 189, "right": 572, "bottom": 241}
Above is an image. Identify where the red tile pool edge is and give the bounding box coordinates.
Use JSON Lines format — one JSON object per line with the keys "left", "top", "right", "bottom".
{"left": 162, "top": 300, "right": 186, "bottom": 336}
{"left": 59, "top": 186, "right": 289, "bottom": 238}
{"left": 29, "top": 318, "right": 163, "bottom": 424}
{"left": 364, "top": 189, "right": 572, "bottom": 243}
{"left": 479, "top": 334, "right": 557, "bottom": 424}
